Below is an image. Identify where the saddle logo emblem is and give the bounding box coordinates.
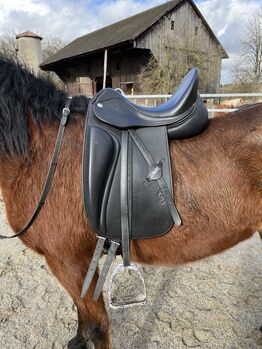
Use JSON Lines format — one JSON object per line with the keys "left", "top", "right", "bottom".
{"left": 146, "top": 160, "right": 164, "bottom": 182}
{"left": 157, "top": 189, "right": 166, "bottom": 204}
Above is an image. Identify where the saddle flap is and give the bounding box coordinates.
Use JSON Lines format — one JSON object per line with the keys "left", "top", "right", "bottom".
{"left": 83, "top": 115, "right": 121, "bottom": 234}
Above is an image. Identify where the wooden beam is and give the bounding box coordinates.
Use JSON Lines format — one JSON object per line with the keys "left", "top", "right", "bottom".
{"left": 103, "top": 49, "right": 108, "bottom": 89}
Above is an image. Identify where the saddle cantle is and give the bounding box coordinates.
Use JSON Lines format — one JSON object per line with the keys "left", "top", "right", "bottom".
{"left": 81, "top": 68, "right": 209, "bottom": 300}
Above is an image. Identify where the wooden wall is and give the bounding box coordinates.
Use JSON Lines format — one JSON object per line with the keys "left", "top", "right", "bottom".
{"left": 136, "top": 0, "right": 224, "bottom": 92}
{"left": 62, "top": 48, "right": 150, "bottom": 96}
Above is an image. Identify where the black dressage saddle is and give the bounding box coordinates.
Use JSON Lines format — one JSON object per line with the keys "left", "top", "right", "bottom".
{"left": 81, "top": 68, "right": 209, "bottom": 300}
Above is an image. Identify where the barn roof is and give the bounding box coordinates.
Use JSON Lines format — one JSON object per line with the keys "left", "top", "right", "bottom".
{"left": 41, "top": 0, "right": 227, "bottom": 69}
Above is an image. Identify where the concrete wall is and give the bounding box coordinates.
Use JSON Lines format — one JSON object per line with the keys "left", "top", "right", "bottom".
{"left": 17, "top": 37, "right": 42, "bottom": 75}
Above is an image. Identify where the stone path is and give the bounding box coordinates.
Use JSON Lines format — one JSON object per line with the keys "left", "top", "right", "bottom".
{"left": 0, "top": 200, "right": 261, "bottom": 349}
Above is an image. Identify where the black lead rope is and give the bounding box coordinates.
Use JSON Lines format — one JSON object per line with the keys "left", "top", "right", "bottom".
{"left": 0, "top": 97, "right": 72, "bottom": 240}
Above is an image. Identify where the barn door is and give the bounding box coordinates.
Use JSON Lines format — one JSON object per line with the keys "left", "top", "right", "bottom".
{"left": 95, "top": 76, "right": 112, "bottom": 93}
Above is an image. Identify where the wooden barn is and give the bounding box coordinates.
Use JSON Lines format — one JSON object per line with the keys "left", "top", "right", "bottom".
{"left": 41, "top": 0, "right": 227, "bottom": 95}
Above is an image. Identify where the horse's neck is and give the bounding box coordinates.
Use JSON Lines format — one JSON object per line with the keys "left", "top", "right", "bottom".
{"left": 0, "top": 117, "right": 85, "bottom": 233}
{"left": 0, "top": 123, "right": 57, "bottom": 232}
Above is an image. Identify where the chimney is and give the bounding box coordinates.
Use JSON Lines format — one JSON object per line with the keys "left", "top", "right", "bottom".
{"left": 16, "top": 31, "right": 43, "bottom": 75}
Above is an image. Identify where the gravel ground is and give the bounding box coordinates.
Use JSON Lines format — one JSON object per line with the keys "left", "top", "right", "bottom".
{"left": 0, "top": 200, "right": 261, "bottom": 349}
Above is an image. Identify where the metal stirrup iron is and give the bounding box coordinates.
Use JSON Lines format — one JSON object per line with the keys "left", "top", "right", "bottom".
{"left": 108, "top": 263, "right": 147, "bottom": 309}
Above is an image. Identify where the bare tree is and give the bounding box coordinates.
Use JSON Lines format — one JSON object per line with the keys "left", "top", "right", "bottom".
{"left": 41, "top": 37, "right": 67, "bottom": 88}
{"left": 139, "top": 29, "right": 221, "bottom": 94}
{"left": 242, "top": 8, "right": 262, "bottom": 83}
{"left": 0, "top": 30, "right": 17, "bottom": 62}
{"left": 231, "top": 7, "right": 262, "bottom": 90}
{"left": 42, "top": 37, "right": 66, "bottom": 62}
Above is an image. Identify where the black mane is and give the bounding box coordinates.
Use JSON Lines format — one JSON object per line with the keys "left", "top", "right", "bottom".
{"left": 0, "top": 57, "right": 90, "bottom": 157}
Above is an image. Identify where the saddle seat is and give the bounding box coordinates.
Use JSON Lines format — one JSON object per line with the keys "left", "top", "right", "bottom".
{"left": 93, "top": 68, "right": 208, "bottom": 139}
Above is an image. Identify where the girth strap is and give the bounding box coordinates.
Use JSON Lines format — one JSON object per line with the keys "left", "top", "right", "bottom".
{"left": 129, "top": 129, "right": 182, "bottom": 227}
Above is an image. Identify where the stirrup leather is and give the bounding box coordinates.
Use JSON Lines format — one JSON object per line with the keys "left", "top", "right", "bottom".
{"left": 81, "top": 237, "right": 120, "bottom": 301}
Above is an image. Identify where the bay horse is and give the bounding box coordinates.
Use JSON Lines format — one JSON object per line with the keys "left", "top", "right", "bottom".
{"left": 0, "top": 58, "right": 261, "bottom": 349}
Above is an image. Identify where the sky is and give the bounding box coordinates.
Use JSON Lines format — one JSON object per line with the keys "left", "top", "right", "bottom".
{"left": 0, "top": 0, "right": 262, "bottom": 84}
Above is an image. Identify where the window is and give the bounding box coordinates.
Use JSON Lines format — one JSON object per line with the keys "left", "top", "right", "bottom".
{"left": 120, "top": 82, "right": 134, "bottom": 95}
{"left": 195, "top": 26, "right": 198, "bottom": 35}
{"left": 126, "top": 83, "right": 134, "bottom": 95}
{"left": 171, "top": 20, "right": 175, "bottom": 30}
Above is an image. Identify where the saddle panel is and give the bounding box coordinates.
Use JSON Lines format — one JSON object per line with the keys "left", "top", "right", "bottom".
{"left": 167, "top": 95, "right": 208, "bottom": 139}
